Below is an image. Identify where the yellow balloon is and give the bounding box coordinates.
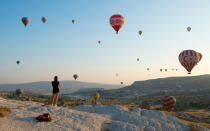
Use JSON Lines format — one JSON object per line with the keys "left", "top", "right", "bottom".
{"left": 197, "top": 52, "right": 202, "bottom": 63}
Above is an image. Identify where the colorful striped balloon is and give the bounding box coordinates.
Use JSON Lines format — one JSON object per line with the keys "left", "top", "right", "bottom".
{"left": 178, "top": 50, "right": 199, "bottom": 74}
{"left": 110, "top": 14, "right": 125, "bottom": 34}
{"left": 162, "top": 96, "right": 176, "bottom": 111}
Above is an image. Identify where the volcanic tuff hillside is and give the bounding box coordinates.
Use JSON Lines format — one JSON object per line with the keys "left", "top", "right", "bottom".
{"left": 0, "top": 97, "right": 209, "bottom": 131}
{"left": 102, "top": 75, "right": 210, "bottom": 97}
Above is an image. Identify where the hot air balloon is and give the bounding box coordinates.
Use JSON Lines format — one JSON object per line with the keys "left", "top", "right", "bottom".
{"left": 72, "top": 19, "right": 75, "bottom": 24}
{"left": 121, "top": 82, "right": 123, "bottom": 85}
{"left": 115, "top": 73, "right": 119, "bottom": 77}
{"left": 98, "top": 41, "right": 101, "bottom": 44}
{"left": 162, "top": 96, "right": 176, "bottom": 111}
{"left": 187, "top": 26, "right": 191, "bottom": 32}
{"left": 138, "top": 30, "right": 142, "bottom": 35}
{"left": 73, "top": 74, "right": 78, "bottom": 80}
{"left": 137, "top": 58, "right": 139, "bottom": 61}
{"left": 22, "top": 17, "right": 29, "bottom": 27}
{"left": 42, "top": 17, "right": 47, "bottom": 23}
{"left": 179, "top": 50, "right": 200, "bottom": 74}
{"left": 197, "top": 52, "right": 202, "bottom": 63}
{"left": 110, "top": 14, "right": 125, "bottom": 34}
{"left": 16, "top": 61, "right": 20, "bottom": 65}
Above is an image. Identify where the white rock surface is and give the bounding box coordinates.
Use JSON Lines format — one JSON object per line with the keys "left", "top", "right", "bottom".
{"left": 0, "top": 97, "right": 209, "bottom": 131}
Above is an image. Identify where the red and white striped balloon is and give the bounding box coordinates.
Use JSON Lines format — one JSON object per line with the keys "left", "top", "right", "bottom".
{"left": 110, "top": 14, "right": 125, "bottom": 34}
{"left": 178, "top": 50, "right": 199, "bottom": 74}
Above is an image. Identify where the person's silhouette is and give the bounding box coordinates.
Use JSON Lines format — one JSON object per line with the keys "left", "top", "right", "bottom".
{"left": 51, "top": 76, "right": 60, "bottom": 106}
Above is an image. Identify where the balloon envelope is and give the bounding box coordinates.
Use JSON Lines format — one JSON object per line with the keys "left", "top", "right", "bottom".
{"left": 197, "top": 52, "right": 202, "bottom": 63}
{"left": 179, "top": 50, "right": 199, "bottom": 74}
{"left": 138, "top": 30, "right": 142, "bottom": 35}
{"left": 162, "top": 96, "right": 176, "bottom": 111}
{"left": 110, "top": 14, "right": 125, "bottom": 34}
{"left": 73, "top": 74, "right": 78, "bottom": 80}
{"left": 42, "top": 17, "right": 47, "bottom": 23}
{"left": 16, "top": 61, "right": 20, "bottom": 65}
{"left": 22, "top": 17, "right": 29, "bottom": 27}
{"left": 187, "top": 26, "right": 191, "bottom": 32}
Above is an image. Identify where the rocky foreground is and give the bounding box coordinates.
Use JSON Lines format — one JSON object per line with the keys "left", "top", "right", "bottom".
{"left": 0, "top": 97, "right": 209, "bottom": 131}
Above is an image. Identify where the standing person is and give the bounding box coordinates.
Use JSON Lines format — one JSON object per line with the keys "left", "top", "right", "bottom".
{"left": 93, "top": 92, "right": 100, "bottom": 105}
{"left": 51, "top": 76, "right": 60, "bottom": 106}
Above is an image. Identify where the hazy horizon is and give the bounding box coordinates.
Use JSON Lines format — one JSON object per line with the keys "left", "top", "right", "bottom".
{"left": 1, "top": 0, "right": 210, "bottom": 85}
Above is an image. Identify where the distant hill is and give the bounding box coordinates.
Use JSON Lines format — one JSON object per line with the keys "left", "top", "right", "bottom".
{"left": 104, "top": 74, "right": 210, "bottom": 97}
{"left": 0, "top": 81, "right": 121, "bottom": 95}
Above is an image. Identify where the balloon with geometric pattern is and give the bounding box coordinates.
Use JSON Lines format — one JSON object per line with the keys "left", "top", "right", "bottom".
{"left": 178, "top": 50, "right": 199, "bottom": 74}
{"left": 162, "top": 96, "right": 176, "bottom": 111}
